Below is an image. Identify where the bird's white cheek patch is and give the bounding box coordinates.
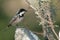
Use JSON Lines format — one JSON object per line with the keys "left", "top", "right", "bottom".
{"left": 19, "top": 12, "right": 25, "bottom": 16}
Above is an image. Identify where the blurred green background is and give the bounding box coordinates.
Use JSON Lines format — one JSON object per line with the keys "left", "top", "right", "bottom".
{"left": 0, "top": 0, "right": 60, "bottom": 40}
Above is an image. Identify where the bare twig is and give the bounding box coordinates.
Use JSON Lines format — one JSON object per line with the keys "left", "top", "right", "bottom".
{"left": 25, "top": 0, "right": 58, "bottom": 40}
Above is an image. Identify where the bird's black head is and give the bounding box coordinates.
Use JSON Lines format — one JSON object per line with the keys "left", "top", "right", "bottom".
{"left": 20, "top": 8, "right": 27, "bottom": 12}
{"left": 17, "top": 8, "right": 27, "bottom": 14}
{"left": 16, "top": 8, "right": 27, "bottom": 17}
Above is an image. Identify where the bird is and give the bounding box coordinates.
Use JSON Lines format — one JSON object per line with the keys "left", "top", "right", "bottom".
{"left": 8, "top": 8, "right": 27, "bottom": 27}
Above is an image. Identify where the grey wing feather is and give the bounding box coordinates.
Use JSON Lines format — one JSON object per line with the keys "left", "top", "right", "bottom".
{"left": 9, "top": 16, "right": 18, "bottom": 24}
{"left": 8, "top": 15, "right": 18, "bottom": 27}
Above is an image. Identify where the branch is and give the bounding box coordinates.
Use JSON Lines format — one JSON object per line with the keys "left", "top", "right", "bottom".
{"left": 25, "top": 0, "right": 58, "bottom": 40}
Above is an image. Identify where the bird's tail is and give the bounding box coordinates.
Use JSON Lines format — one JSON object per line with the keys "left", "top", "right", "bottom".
{"left": 8, "top": 24, "right": 12, "bottom": 27}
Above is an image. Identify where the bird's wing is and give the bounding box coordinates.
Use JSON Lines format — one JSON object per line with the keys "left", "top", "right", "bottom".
{"left": 9, "top": 15, "right": 18, "bottom": 24}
